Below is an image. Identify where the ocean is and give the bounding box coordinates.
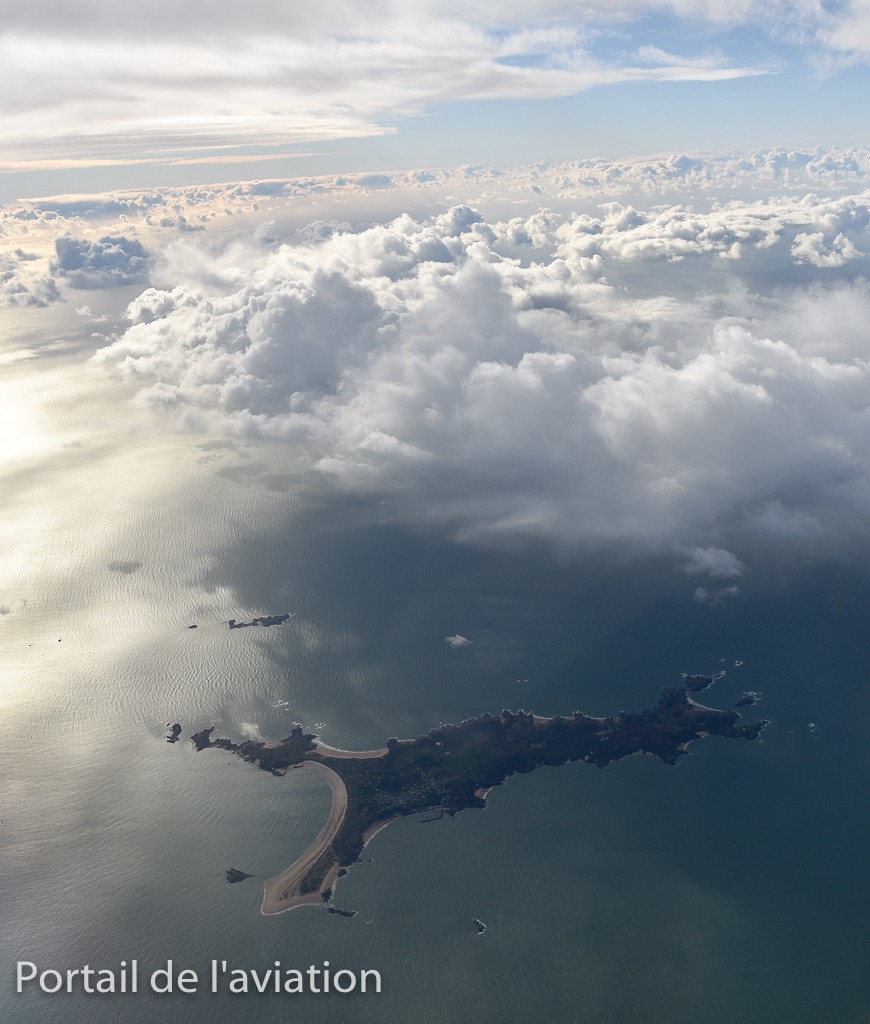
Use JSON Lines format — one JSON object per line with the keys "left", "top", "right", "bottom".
{"left": 2, "top": 311, "right": 870, "bottom": 1024}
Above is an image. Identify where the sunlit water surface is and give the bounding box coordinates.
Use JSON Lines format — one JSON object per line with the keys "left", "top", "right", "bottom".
{"left": 1, "top": 308, "right": 869, "bottom": 1024}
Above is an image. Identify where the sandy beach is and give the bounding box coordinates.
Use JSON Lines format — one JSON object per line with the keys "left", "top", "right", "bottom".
{"left": 260, "top": 740, "right": 393, "bottom": 914}
{"left": 262, "top": 714, "right": 604, "bottom": 914}
{"left": 314, "top": 742, "right": 388, "bottom": 759}
{"left": 261, "top": 760, "right": 348, "bottom": 915}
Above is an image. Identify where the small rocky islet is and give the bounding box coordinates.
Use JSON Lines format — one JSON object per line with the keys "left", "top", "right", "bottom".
{"left": 228, "top": 614, "right": 291, "bottom": 629}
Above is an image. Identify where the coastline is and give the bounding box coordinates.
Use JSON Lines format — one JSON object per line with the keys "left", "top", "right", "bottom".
{"left": 261, "top": 761, "right": 347, "bottom": 916}
{"left": 259, "top": 749, "right": 397, "bottom": 915}
{"left": 361, "top": 816, "right": 398, "bottom": 848}
{"left": 193, "top": 677, "right": 766, "bottom": 917}
{"left": 313, "top": 743, "right": 388, "bottom": 760}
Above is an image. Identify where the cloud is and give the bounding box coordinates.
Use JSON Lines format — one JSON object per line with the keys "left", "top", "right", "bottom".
{"left": 0, "top": 248, "right": 60, "bottom": 306}
{"left": 818, "top": 2, "right": 870, "bottom": 57}
{"left": 445, "top": 634, "right": 473, "bottom": 647}
{"left": 5, "top": 147, "right": 869, "bottom": 256}
{"left": 8, "top": 4, "right": 870, "bottom": 174}
{"left": 90, "top": 171, "right": 870, "bottom": 560}
{"left": 238, "top": 722, "right": 264, "bottom": 741}
{"left": 680, "top": 546, "right": 746, "bottom": 578}
{"left": 791, "top": 230, "right": 863, "bottom": 268}
{"left": 0, "top": 3, "right": 777, "bottom": 167}
{"left": 553, "top": 192, "right": 870, "bottom": 265}
{"left": 51, "top": 236, "right": 150, "bottom": 288}
{"left": 693, "top": 585, "right": 740, "bottom": 605}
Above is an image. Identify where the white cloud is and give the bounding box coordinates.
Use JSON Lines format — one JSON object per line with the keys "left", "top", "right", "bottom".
{"left": 0, "top": 3, "right": 777, "bottom": 168}
{"left": 5, "top": 147, "right": 870, "bottom": 255}
{"left": 817, "top": 1, "right": 870, "bottom": 56}
{"left": 8, "top": 2, "right": 870, "bottom": 173}
{"left": 1, "top": 249, "right": 60, "bottom": 306}
{"left": 791, "top": 230, "right": 863, "bottom": 267}
{"left": 693, "top": 585, "right": 740, "bottom": 605}
{"left": 51, "top": 236, "right": 151, "bottom": 289}
{"left": 90, "top": 171, "right": 870, "bottom": 561}
{"left": 238, "top": 721, "right": 264, "bottom": 741}
{"left": 680, "top": 546, "right": 747, "bottom": 578}
{"left": 445, "top": 634, "right": 473, "bottom": 647}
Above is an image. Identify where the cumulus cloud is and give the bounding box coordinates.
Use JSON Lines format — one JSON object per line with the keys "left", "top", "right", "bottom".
{"left": 5, "top": 147, "right": 870, "bottom": 259}
{"left": 791, "top": 230, "right": 863, "bottom": 267}
{"left": 1, "top": 248, "right": 60, "bottom": 306}
{"left": 93, "top": 177, "right": 870, "bottom": 559}
{"left": 445, "top": 635, "right": 473, "bottom": 647}
{"left": 238, "top": 722, "right": 264, "bottom": 741}
{"left": 551, "top": 192, "right": 870, "bottom": 265}
{"left": 680, "top": 546, "right": 747, "bottom": 578}
{"left": 51, "top": 236, "right": 150, "bottom": 288}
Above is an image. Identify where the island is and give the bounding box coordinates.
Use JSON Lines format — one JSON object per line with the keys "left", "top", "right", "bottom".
{"left": 184, "top": 673, "right": 766, "bottom": 915}
{"left": 733, "top": 691, "right": 762, "bottom": 708}
{"left": 228, "top": 614, "right": 291, "bottom": 629}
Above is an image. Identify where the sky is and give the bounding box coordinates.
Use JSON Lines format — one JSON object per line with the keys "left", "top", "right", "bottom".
{"left": 4, "top": 1, "right": 870, "bottom": 598}
{"left": 2, "top": 1, "right": 870, "bottom": 199}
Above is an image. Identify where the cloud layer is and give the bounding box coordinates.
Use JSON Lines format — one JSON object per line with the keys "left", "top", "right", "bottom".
{"left": 7, "top": 145, "right": 869, "bottom": 236}
{"left": 3, "top": 144, "right": 868, "bottom": 306}
{"left": 92, "top": 175, "right": 870, "bottom": 562}
{"left": 0, "top": 1, "right": 838, "bottom": 167}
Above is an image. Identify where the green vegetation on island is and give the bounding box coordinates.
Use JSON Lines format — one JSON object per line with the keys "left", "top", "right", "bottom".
{"left": 185, "top": 673, "right": 766, "bottom": 909}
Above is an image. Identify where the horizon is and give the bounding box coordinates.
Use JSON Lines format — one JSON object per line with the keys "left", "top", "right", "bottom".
{"left": 3, "top": 2, "right": 870, "bottom": 201}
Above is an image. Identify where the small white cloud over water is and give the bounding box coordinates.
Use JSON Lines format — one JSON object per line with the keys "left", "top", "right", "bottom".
{"left": 445, "top": 635, "right": 473, "bottom": 648}
{"left": 693, "top": 585, "right": 740, "bottom": 606}
{"left": 238, "top": 721, "right": 264, "bottom": 741}
{"left": 680, "top": 547, "right": 746, "bottom": 579}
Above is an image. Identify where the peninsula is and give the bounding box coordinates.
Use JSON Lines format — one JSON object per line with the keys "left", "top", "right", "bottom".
{"left": 186, "top": 674, "right": 766, "bottom": 915}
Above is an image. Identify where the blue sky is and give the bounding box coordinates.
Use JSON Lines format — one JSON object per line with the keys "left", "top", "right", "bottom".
{"left": 1, "top": 1, "right": 870, "bottom": 199}
{"left": 5, "top": 4, "right": 870, "bottom": 600}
